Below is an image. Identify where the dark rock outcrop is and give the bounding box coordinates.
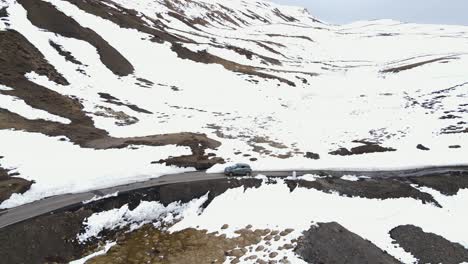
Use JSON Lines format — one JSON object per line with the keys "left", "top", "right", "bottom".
{"left": 305, "top": 152, "right": 320, "bottom": 160}
{"left": 329, "top": 143, "right": 396, "bottom": 156}
{"left": 408, "top": 171, "right": 468, "bottom": 196}
{"left": 295, "top": 222, "right": 401, "bottom": 264}
{"left": 390, "top": 225, "right": 468, "bottom": 264}
{"left": 416, "top": 144, "right": 430, "bottom": 151}
{"left": 0, "top": 159, "right": 33, "bottom": 203}
{"left": 285, "top": 177, "right": 440, "bottom": 206}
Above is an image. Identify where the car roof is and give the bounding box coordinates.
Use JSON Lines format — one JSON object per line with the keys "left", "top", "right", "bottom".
{"left": 236, "top": 163, "right": 250, "bottom": 167}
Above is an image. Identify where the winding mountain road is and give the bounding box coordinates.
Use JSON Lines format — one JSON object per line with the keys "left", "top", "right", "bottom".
{"left": 1, "top": 166, "right": 467, "bottom": 229}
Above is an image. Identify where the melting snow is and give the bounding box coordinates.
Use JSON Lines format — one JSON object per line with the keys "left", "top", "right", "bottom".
{"left": 0, "top": 92, "right": 71, "bottom": 124}
{"left": 69, "top": 241, "right": 116, "bottom": 264}
{"left": 171, "top": 179, "right": 468, "bottom": 263}
{"left": 82, "top": 192, "right": 119, "bottom": 205}
{"left": 77, "top": 193, "right": 208, "bottom": 242}
{"left": 0, "top": 130, "right": 193, "bottom": 209}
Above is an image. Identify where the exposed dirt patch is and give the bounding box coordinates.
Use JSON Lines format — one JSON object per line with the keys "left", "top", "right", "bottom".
{"left": 0, "top": 30, "right": 223, "bottom": 169}
{"left": 295, "top": 222, "right": 401, "bottom": 264}
{"left": 285, "top": 177, "right": 440, "bottom": 206}
{"left": 155, "top": 154, "right": 225, "bottom": 171}
{"left": 272, "top": 8, "right": 299, "bottom": 23}
{"left": 171, "top": 43, "right": 295, "bottom": 86}
{"left": 63, "top": 0, "right": 182, "bottom": 43}
{"left": 381, "top": 56, "right": 459, "bottom": 74}
{"left": 266, "top": 33, "right": 314, "bottom": 42}
{"left": 0, "top": 176, "right": 33, "bottom": 203}
{"left": 49, "top": 40, "right": 84, "bottom": 65}
{"left": 390, "top": 225, "right": 468, "bottom": 264}
{"left": 98, "top": 92, "right": 153, "bottom": 114}
{"left": 152, "top": 134, "right": 226, "bottom": 170}
{"left": 0, "top": 161, "right": 33, "bottom": 203}
{"left": 135, "top": 77, "right": 154, "bottom": 88}
{"left": 304, "top": 152, "right": 320, "bottom": 160}
{"left": 248, "top": 135, "right": 295, "bottom": 158}
{"left": 0, "top": 178, "right": 262, "bottom": 264}
{"left": 0, "top": 29, "right": 68, "bottom": 85}
{"left": 62, "top": 0, "right": 295, "bottom": 86}
{"left": 219, "top": 44, "right": 282, "bottom": 65}
{"left": 408, "top": 171, "right": 468, "bottom": 195}
{"left": 85, "top": 225, "right": 282, "bottom": 264}
{"left": 206, "top": 124, "right": 297, "bottom": 159}
{"left": 18, "top": 0, "right": 134, "bottom": 76}
{"left": 0, "top": 6, "right": 7, "bottom": 18}
{"left": 85, "top": 132, "right": 221, "bottom": 150}
{"left": 416, "top": 144, "right": 430, "bottom": 151}
{"left": 442, "top": 126, "right": 468, "bottom": 134}
{"left": 440, "top": 114, "right": 462, "bottom": 120}
{"left": 0, "top": 208, "right": 93, "bottom": 264}
{"left": 329, "top": 142, "right": 396, "bottom": 156}
{"left": 94, "top": 106, "right": 139, "bottom": 126}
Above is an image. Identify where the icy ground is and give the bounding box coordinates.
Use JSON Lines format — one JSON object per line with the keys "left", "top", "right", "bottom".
{"left": 0, "top": 0, "right": 467, "bottom": 207}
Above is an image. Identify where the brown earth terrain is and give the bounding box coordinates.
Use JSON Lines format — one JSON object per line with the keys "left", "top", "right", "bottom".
{"left": 408, "top": 171, "right": 468, "bottom": 195}
{"left": 0, "top": 28, "right": 224, "bottom": 163}
{"left": 17, "top": 0, "right": 134, "bottom": 76}
{"left": 87, "top": 225, "right": 296, "bottom": 264}
{"left": 0, "top": 6, "right": 8, "bottom": 18}
{"left": 0, "top": 27, "right": 224, "bottom": 200}
{"left": 285, "top": 176, "right": 440, "bottom": 206}
{"left": 98, "top": 93, "right": 153, "bottom": 114}
{"left": 1, "top": 172, "right": 467, "bottom": 264}
{"left": 60, "top": 0, "right": 302, "bottom": 86}
{"left": 381, "top": 56, "right": 459, "bottom": 74}
{"left": 0, "top": 161, "right": 32, "bottom": 204}
{"left": 49, "top": 40, "right": 84, "bottom": 66}
{"left": 390, "top": 225, "right": 468, "bottom": 264}
{"left": 329, "top": 141, "right": 396, "bottom": 156}
{"left": 0, "top": 208, "right": 93, "bottom": 264}
{"left": 0, "top": 178, "right": 262, "bottom": 264}
{"left": 295, "top": 222, "right": 401, "bottom": 264}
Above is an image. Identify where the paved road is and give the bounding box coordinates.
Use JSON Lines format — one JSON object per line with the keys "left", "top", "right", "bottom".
{"left": 1, "top": 166, "right": 467, "bottom": 229}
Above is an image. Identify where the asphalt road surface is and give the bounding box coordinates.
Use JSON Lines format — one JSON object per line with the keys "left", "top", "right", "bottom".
{"left": 1, "top": 166, "right": 467, "bottom": 229}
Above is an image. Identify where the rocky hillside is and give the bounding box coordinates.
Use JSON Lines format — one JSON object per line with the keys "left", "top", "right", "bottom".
{"left": 0, "top": 0, "right": 467, "bottom": 207}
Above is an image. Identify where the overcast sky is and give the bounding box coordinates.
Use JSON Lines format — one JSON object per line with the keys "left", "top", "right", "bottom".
{"left": 273, "top": 0, "right": 468, "bottom": 25}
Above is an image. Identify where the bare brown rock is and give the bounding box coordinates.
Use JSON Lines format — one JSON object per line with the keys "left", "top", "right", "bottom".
{"left": 17, "top": 0, "right": 134, "bottom": 76}
{"left": 269, "top": 252, "right": 278, "bottom": 258}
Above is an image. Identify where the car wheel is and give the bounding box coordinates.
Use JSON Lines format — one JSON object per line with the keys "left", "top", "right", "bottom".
{"left": 229, "top": 172, "right": 233, "bottom": 176}
{"left": 246, "top": 172, "right": 251, "bottom": 176}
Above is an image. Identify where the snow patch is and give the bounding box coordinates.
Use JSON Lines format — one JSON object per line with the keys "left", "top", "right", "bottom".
{"left": 0, "top": 92, "right": 71, "bottom": 124}
{"left": 82, "top": 192, "right": 119, "bottom": 205}
{"left": 69, "top": 241, "right": 116, "bottom": 264}
{"left": 0, "top": 84, "right": 13, "bottom": 91}
{"left": 340, "top": 175, "right": 360, "bottom": 182}
{"left": 0, "top": 130, "right": 193, "bottom": 209}
{"left": 77, "top": 193, "right": 208, "bottom": 242}
{"left": 171, "top": 179, "right": 468, "bottom": 263}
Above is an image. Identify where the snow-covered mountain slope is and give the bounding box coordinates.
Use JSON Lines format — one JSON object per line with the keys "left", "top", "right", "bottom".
{"left": 0, "top": 0, "right": 467, "bottom": 207}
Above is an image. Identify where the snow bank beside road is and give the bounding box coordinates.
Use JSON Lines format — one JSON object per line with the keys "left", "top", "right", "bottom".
{"left": 78, "top": 194, "right": 208, "bottom": 242}
{"left": 76, "top": 177, "right": 468, "bottom": 263}
{"left": 0, "top": 130, "right": 193, "bottom": 209}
